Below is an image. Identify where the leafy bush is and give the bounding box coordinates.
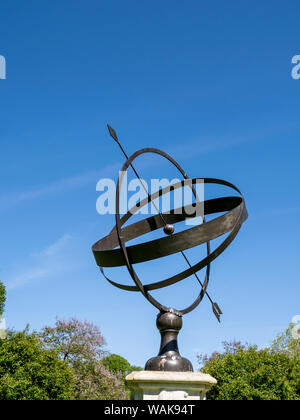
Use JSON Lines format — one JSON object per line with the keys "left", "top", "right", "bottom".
{"left": 0, "top": 281, "right": 5, "bottom": 317}
{"left": 102, "top": 354, "right": 131, "bottom": 377}
{"left": 199, "top": 340, "right": 300, "bottom": 400}
{"left": 0, "top": 331, "right": 74, "bottom": 400}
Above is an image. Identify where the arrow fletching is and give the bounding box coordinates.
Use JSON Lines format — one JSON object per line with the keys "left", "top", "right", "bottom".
{"left": 214, "top": 302, "right": 222, "bottom": 315}
{"left": 212, "top": 302, "right": 222, "bottom": 323}
{"left": 107, "top": 124, "right": 119, "bottom": 143}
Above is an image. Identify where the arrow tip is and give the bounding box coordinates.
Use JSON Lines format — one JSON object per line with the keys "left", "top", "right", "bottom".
{"left": 107, "top": 124, "right": 119, "bottom": 143}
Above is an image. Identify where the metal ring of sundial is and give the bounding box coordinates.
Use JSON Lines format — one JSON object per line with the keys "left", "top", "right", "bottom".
{"left": 92, "top": 147, "right": 248, "bottom": 316}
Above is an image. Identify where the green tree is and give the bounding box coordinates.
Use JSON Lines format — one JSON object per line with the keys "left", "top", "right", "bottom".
{"left": 129, "top": 365, "right": 143, "bottom": 372}
{"left": 0, "top": 281, "right": 7, "bottom": 339}
{"left": 0, "top": 281, "right": 6, "bottom": 317}
{"left": 270, "top": 323, "right": 300, "bottom": 359}
{"left": 198, "top": 341, "right": 300, "bottom": 400}
{"left": 102, "top": 354, "right": 131, "bottom": 377}
{"left": 0, "top": 331, "right": 74, "bottom": 400}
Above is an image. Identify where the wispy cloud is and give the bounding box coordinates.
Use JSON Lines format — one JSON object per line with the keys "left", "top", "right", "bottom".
{"left": 5, "top": 234, "right": 77, "bottom": 290}
{"left": 169, "top": 122, "right": 296, "bottom": 161}
{"left": 0, "top": 122, "right": 295, "bottom": 212}
{"left": 0, "top": 163, "right": 119, "bottom": 211}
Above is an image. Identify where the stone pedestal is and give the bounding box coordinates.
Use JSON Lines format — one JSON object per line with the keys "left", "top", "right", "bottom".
{"left": 125, "top": 371, "right": 217, "bottom": 400}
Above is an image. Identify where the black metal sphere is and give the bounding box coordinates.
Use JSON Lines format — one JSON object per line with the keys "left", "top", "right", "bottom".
{"left": 163, "top": 224, "right": 174, "bottom": 235}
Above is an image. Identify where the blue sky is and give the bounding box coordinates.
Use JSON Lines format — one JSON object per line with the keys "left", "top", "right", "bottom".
{"left": 0, "top": 0, "right": 299, "bottom": 368}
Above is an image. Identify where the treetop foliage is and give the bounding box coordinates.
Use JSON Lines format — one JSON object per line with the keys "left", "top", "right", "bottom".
{"left": 39, "top": 317, "right": 106, "bottom": 365}
{"left": 102, "top": 353, "right": 132, "bottom": 377}
{"left": 0, "top": 331, "right": 74, "bottom": 400}
{"left": 0, "top": 281, "right": 6, "bottom": 317}
{"left": 269, "top": 323, "right": 300, "bottom": 359}
{"left": 38, "top": 317, "right": 126, "bottom": 399}
{"left": 198, "top": 327, "right": 300, "bottom": 400}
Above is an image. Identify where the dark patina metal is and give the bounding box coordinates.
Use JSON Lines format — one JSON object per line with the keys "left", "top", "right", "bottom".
{"left": 92, "top": 125, "right": 248, "bottom": 372}
{"left": 145, "top": 311, "right": 193, "bottom": 372}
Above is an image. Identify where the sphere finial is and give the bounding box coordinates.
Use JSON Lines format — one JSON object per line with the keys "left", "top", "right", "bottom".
{"left": 163, "top": 224, "right": 174, "bottom": 235}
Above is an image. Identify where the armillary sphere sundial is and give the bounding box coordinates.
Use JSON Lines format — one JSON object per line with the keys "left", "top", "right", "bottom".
{"left": 92, "top": 125, "right": 248, "bottom": 372}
